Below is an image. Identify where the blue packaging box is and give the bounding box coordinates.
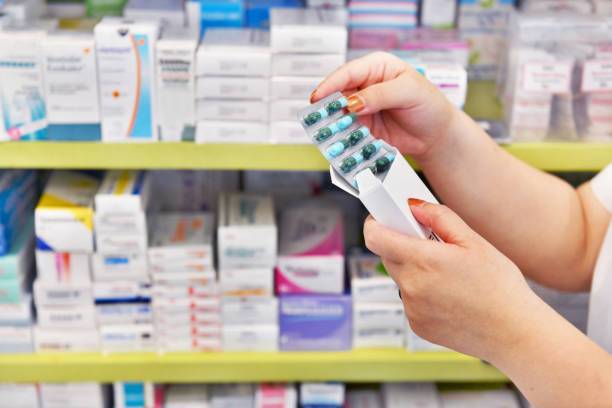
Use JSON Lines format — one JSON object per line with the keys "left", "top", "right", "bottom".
{"left": 246, "top": 0, "right": 302, "bottom": 28}
{"left": 201, "top": 0, "right": 245, "bottom": 29}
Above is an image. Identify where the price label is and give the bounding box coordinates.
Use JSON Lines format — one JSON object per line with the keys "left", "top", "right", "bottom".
{"left": 521, "top": 62, "right": 572, "bottom": 94}
{"left": 582, "top": 60, "right": 612, "bottom": 92}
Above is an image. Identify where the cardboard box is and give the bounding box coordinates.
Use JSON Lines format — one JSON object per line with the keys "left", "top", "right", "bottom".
{"left": 0, "top": 326, "right": 33, "bottom": 353}
{"left": 148, "top": 212, "right": 214, "bottom": 263}
{"left": 349, "top": 252, "right": 400, "bottom": 304}
{"left": 197, "top": 99, "right": 269, "bottom": 122}
{"left": 270, "top": 76, "right": 323, "bottom": 100}
{"left": 36, "top": 251, "right": 92, "bottom": 284}
{"left": 219, "top": 267, "right": 274, "bottom": 297}
{"left": 34, "top": 327, "right": 100, "bottom": 352}
{"left": 382, "top": 383, "right": 440, "bottom": 408}
{"left": 222, "top": 324, "right": 279, "bottom": 351}
{"left": 196, "top": 120, "right": 269, "bottom": 143}
{"left": 353, "top": 327, "right": 405, "bottom": 349}
{"left": 353, "top": 303, "right": 405, "bottom": 330}
{"left": 37, "top": 304, "right": 97, "bottom": 329}
{"left": 270, "top": 121, "right": 310, "bottom": 144}
{"left": 93, "top": 281, "right": 152, "bottom": 304}
{"left": 33, "top": 279, "right": 93, "bottom": 307}
{"left": 255, "top": 384, "right": 297, "bottom": 408}
{"left": 92, "top": 253, "right": 149, "bottom": 282}
{"left": 196, "top": 76, "right": 269, "bottom": 100}
{"left": 96, "top": 302, "right": 153, "bottom": 325}
{"left": 300, "top": 383, "right": 345, "bottom": 407}
{"left": 271, "top": 53, "right": 345, "bottom": 77}
{"left": 100, "top": 324, "right": 155, "bottom": 352}
{"left": 221, "top": 296, "right": 278, "bottom": 325}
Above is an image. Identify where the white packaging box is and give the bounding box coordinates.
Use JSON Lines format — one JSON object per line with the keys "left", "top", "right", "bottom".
{"left": 35, "top": 171, "right": 99, "bottom": 253}
{"left": 421, "top": 0, "right": 456, "bottom": 29}
{"left": 382, "top": 383, "right": 440, "bottom": 408}
{"left": 270, "top": 76, "right": 323, "bottom": 100}
{"left": 0, "top": 27, "right": 47, "bottom": 142}
{"left": 155, "top": 309, "right": 221, "bottom": 326}
{"left": 100, "top": 324, "right": 155, "bottom": 352}
{"left": 40, "top": 383, "right": 106, "bottom": 408}
{"left": 42, "top": 31, "right": 101, "bottom": 139}
{"left": 153, "top": 281, "right": 219, "bottom": 299}
{"left": 0, "top": 326, "right": 33, "bottom": 353}
{"left": 97, "top": 303, "right": 153, "bottom": 325}
{"left": 0, "top": 384, "right": 39, "bottom": 408}
{"left": 271, "top": 53, "right": 345, "bottom": 77}
{"left": 0, "top": 294, "right": 32, "bottom": 326}
{"left": 197, "top": 28, "right": 271, "bottom": 77}
{"left": 211, "top": 384, "right": 255, "bottom": 408}
{"left": 196, "top": 120, "right": 269, "bottom": 143}
{"left": 222, "top": 324, "right": 279, "bottom": 351}
{"left": 35, "top": 250, "right": 91, "bottom": 284}
{"left": 150, "top": 261, "right": 215, "bottom": 276}
{"left": 347, "top": 390, "right": 383, "bottom": 408}
{"left": 353, "top": 327, "right": 405, "bottom": 349}
{"left": 276, "top": 204, "right": 344, "bottom": 295}
{"left": 219, "top": 267, "right": 274, "bottom": 297}
{"left": 217, "top": 193, "right": 277, "bottom": 269}
{"left": 255, "top": 384, "right": 297, "bottom": 408}
{"left": 270, "top": 99, "right": 308, "bottom": 122}
{"left": 159, "top": 336, "right": 222, "bottom": 351}
{"left": 165, "top": 384, "right": 209, "bottom": 407}
{"left": 124, "top": 0, "right": 186, "bottom": 28}
{"left": 153, "top": 297, "right": 221, "bottom": 314}
{"left": 196, "top": 76, "right": 270, "bottom": 100}
{"left": 156, "top": 322, "right": 221, "bottom": 339}
{"left": 353, "top": 303, "right": 405, "bottom": 330}
{"left": 94, "top": 18, "right": 160, "bottom": 142}
{"left": 221, "top": 297, "right": 278, "bottom": 325}
{"left": 440, "top": 389, "right": 520, "bottom": 408}
{"left": 196, "top": 99, "right": 269, "bottom": 122}
{"left": 93, "top": 253, "right": 149, "bottom": 281}
{"left": 34, "top": 327, "right": 100, "bottom": 352}
{"left": 349, "top": 253, "right": 400, "bottom": 304}
{"left": 300, "top": 383, "right": 345, "bottom": 407}
{"left": 422, "top": 63, "right": 468, "bottom": 109}
{"left": 2, "top": 0, "right": 45, "bottom": 23}
{"left": 148, "top": 212, "right": 214, "bottom": 263}
{"left": 157, "top": 27, "right": 197, "bottom": 142}
{"left": 37, "top": 304, "right": 97, "bottom": 329}
{"left": 95, "top": 233, "right": 148, "bottom": 254}
{"left": 152, "top": 271, "right": 217, "bottom": 286}
{"left": 95, "top": 170, "right": 151, "bottom": 217}
{"left": 270, "top": 8, "right": 348, "bottom": 54}
{"left": 93, "top": 281, "right": 151, "bottom": 303}
{"left": 33, "top": 279, "right": 93, "bottom": 307}
{"left": 270, "top": 121, "right": 311, "bottom": 144}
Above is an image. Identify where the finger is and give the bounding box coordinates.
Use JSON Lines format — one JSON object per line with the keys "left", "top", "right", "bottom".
{"left": 311, "top": 52, "right": 406, "bottom": 102}
{"left": 345, "top": 74, "right": 423, "bottom": 116}
{"left": 364, "top": 216, "right": 440, "bottom": 264}
{"left": 408, "top": 199, "right": 479, "bottom": 246}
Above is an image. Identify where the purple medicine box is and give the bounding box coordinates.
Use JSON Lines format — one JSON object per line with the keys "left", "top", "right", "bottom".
{"left": 279, "top": 295, "right": 352, "bottom": 351}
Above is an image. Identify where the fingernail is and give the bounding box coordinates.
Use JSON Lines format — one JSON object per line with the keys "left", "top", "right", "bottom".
{"left": 408, "top": 198, "right": 426, "bottom": 207}
{"left": 309, "top": 90, "right": 317, "bottom": 104}
{"left": 347, "top": 93, "right": 365, "bottom": 113}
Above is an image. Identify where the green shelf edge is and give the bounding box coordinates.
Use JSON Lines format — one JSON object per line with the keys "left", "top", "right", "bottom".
{"left": 0, "top": 351, "right": 506, "bottom": 383}
{"left": 0, "top": 141, "right": 609, "bottom": 172}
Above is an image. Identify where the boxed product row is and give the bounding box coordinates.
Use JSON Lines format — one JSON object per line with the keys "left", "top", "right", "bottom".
{"left": 0, "top": 381, "right": 524, "bottom": 408}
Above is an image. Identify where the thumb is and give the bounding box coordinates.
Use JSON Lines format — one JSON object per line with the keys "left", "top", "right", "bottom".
{"left": 347, "top": 71, "right": 423, "bottom": 116}
{"left": 408, "top": 199, "right": 477, "bottom": 246}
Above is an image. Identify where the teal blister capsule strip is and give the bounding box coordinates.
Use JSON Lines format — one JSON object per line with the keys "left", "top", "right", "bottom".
{"left": 302, "top": 96, "right": 348, "bottom": 127}
{"left": 314, "top": 113, "right": 357, "bottom": 143}
{"left": 324, "top": 126, "right": 370, "bottom": 159}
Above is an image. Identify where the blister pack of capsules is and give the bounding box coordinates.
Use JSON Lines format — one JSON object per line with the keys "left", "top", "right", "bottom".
{"left": 298, "top": 92, "right": 396, "bottom": 191}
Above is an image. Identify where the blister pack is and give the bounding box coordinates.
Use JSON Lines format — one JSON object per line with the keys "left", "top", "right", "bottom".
{"left": 298, "top": 92, "right": 397, "bottom": 191}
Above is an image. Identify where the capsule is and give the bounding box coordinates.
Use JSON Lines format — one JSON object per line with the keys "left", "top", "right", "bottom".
{"left": 302, "top": 97, "right": 349, "bottom": 127}
{"left": 313, "top": 113, "right": 357, "bottom": 143}
{"left": 369, "top": 153, "right": 396, "bottom": 175}
{"left": 361, "top": 140, "right": 383, "bottom": 160}
{"left": 340, "top": 151, "right": 364, "bottom": 173}
{"left": 324, "top": 97, "right": 348, "bottom": 115}
{"left": 324, "top": 126, "right": 370, "bottom": 159}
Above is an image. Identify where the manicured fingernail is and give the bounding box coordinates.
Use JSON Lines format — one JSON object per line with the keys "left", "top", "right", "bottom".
{"left": 309, "top": 90, "right": 317, "bottom": 104}
{"left": 347, "top": 93, "right": 365, "bottom": 113}
{"left": 408, "top": 198, "right": 426, "bottom": 207}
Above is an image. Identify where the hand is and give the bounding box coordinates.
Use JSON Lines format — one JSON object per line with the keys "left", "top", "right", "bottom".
{"left": 364, "top": 199, "right": 541, "bottom": 362}
{"left": 311, "top": 52, "right": 459, "bottom": 161}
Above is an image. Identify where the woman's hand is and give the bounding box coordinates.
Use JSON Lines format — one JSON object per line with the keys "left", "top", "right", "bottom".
{"left": 311, "top": 52, "right": 459, "bottom": 161}
{"left": 364, "top": 199, "right": 541, "bottom": 362}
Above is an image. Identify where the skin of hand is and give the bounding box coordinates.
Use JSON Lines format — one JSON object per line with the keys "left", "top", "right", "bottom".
{"left": 365, "top": 199, "right": 537, "bottom": 362}
{"left": 311, "top": 51, "right": 457, "bottom": 161}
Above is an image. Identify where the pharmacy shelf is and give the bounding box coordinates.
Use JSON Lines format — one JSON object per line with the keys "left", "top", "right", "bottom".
{"left": 0, "top": 141, "right": 609, "bottom": 172}
{"left": 0, "top": 351, "right": 506, "bottom": 383}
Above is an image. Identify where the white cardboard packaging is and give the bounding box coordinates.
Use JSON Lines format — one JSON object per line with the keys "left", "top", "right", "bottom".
{"left": 382, "top": 383, "right": 440, "bottom": 408}
{"left": 271, "top": 53, "right": 345, "bottom": 77}
{"left": 33, "top": 279, "right": 93, "bottom": 307}
{"left": 94, "top": 18, "right": 160, "bottom": 142}
{"left": 93, "top": 253, "right": 149, "bottom": 281}
{"left": 197, "top": 28, "right": 271, "bottom": 77}
{"left": 123, "top": 0, "right": 186, "bottom": 28}
{"left": 349, "top": 253, "right": 400, "bottom": 304}
{"left": 421, "top": 0, "right": 456, "bottom": 29}
{"left": 100, "top": 324, "right": 155, "bottom": 352}
{"left": 157, "top": 27, "right": 197, "bottom": 142}
{"left": 0, "top": 294, "right": 32, "bottom": 326}
{"left": 37, "top": 304, "right": 97, "bottom": 329}
{"left": 211, "top": 384, "right": 255, "bottom": 408}
{"left": 270, "top": 99, "right": 308, "bottom": 122}
{"left": 439, "top": 389, "right": 520, "bottom": 408}
{"left": 93, "top": 281, "right": 152, "bottom": 303}
{"left": 270, "top": 8, "right": 348, "bottom": 54}
{"left": 219, "top": 267, "right": 274, "bottom": 297}
{"left": 0, "top": 27, "right": 47, "bottom": 142}
{"left": 0, "top": 326, "right": 33, "bottom": 353}
{"left": 148, "top": 212, "right": 214, "bottom": 263}
{"left": 40, "top": 383, "right": 107, "bottom": 408}
{"left": 95, "top": 170, "right": 151, "bottom": 216}
{"left": 34, "top": 327, "right": 100, "bottom": 352}
{"left": 347, "top": 389, "right": 383, "bottom": 408}
{"left": 95, "top": 232, "right": 148, "bottom": 254}
{"left": 353, "top": 303, "right": 405, "bottom": 330}
{"left": 42, "top": 31, "right": 101, "bottom": 139}
{"left": 196, "top": 76, "right": 270, "bottom": 100}
{"left": 270, "top": 76, "right": 323, "bottom": 100}
{"left": 217, "top": 193, "right": 277, "bottom": 269}
{"left": 353, "top": 327, "right": 405, "bottom": 349}
{"left": 270, "top": 121, "right": 310, "bottom": 144}
{"left": 196, "top": 121, "right": 269, "bottom": 143}
{"left": 221, "top": 297, "right": 278, "bottom": 325}
{"left": 197, "top": 99, "right": 269, "bottom": 122}
{"left": 35, "top": 250, "right": 92, "bottom": 284}
{"left": 422, "top": 63, "right": 468, "bottom": 109}
{"left": 0, "top": 384, "right": 39, "bottom": 408}
{"left": 300, "top": 383, "right": 345, "bottom": 406}
{"left": 97, "top": 303, "right": 153, "bottom": 325}
{"left": 222, "top": 324, "right": 279, "bottom": 352}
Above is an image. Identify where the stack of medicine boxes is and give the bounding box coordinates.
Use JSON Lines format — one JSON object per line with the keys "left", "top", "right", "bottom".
{"left": 195, "top": 28, "right": 271, "bottom": 143}
{"left": 349, "top": 252, "right": 405, "bottom": 349}
{"left": 217, "top": 193, "right": 279, "bottom": 351}
{"left": 93, "top": 170, "right": 154, "bottom": 352}
{"left": 34, "top": 171, "right": 101, "bottom": 352}
{"left": 149, "top": 212, "right": 221, "bottom": 351}
{"left": 0, "top": 171, "right": 37, "bottom": 353}
{"left": 269, "top": 7, "right": 348, "bottom": 144}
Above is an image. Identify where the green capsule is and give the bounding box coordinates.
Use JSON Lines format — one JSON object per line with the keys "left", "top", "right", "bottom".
{"left": 325, "top": 100, "right": 342, "bottom": 114}
{"left": 361, "top": 140, "right": 382, "bottom": 160}
{"left": 340, "top": 156, "right": 359, "bottom": 173}
{"left": 314, "top": 127, "right": 333, "bottom": 142}
{"left": 369, "top": 153, "right": 395, "bottom": 175}
{"left": 304, "top": 111, "right": 322, "bottom": 126}
{"left": 348, "top": 128, "right": 368, "bottom": 145}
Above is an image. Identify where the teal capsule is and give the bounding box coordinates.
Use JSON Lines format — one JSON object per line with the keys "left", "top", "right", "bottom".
{"left": 314, "top": 113, "right": 357, "bottom": 143}
{"left": 314, "top": 126, "right": 333, "bottom": 143}
{"left": 348, "top": 127, "right": 369, "bottom": 145}
{"left": 340, "top": 151, "right": 364, "bottom": 173}
{"left": 324, "top": 126, "right": 370, "bottom": 159}
{"left": 369, "top": 153, "right": 396, "bottom": 175}
{"left": 325, "top": 97, "right": 348, "bottom": 115}
{"left": 361, "top": 140, "right": 383, "bottom": 160}
{"left": 303, "top": 111, "right": 323, "bottom": 126}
